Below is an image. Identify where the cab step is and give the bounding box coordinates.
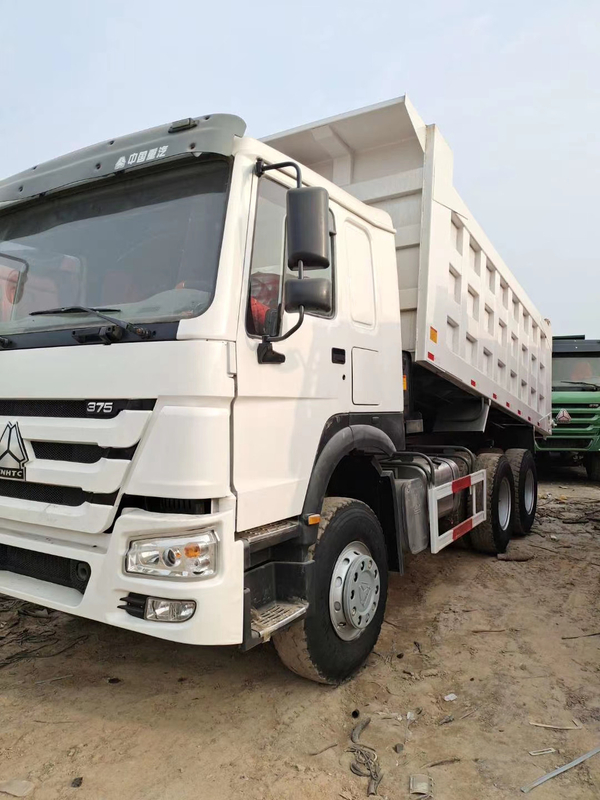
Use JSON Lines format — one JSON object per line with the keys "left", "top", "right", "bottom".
{"left": 251, "top": 601, "right": 308, "bottom": 641}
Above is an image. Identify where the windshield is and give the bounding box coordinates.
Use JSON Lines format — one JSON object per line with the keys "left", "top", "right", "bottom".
{"left": 552, "top": 355, "right": 600, "bottom": 389}
{"left": 0, "top": 157, "right": 230, "bottom": 336}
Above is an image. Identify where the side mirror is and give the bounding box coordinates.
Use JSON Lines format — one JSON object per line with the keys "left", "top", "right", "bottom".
{"left": 285, "top": 277, "right": 332, "bottom": 315}
{"left": 0, "top": 252, "right": 29, "bottom": 306}
{"left": 286, "top": 187, "right": 330, "bottom": 270}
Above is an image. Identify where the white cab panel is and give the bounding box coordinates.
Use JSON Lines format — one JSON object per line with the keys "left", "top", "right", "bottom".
{"left": 126, "top": 404, "right": 230, "bottom": 498}
{"left": 352, "top": 348, "right": 381, "bottom": 406}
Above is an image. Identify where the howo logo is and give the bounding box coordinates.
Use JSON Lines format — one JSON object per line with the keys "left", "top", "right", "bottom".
{"left": 358, "top": 582, "right": 372, "bottom": 606}
{"left": 0, "top": 422, "right": 28, "bottom": 480}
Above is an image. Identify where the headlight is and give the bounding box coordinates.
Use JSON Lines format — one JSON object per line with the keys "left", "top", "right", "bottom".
{"left": 126, "top": 531, "right": 218, "bottom": 578}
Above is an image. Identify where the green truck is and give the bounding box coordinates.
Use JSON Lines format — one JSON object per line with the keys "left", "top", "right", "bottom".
{"left": 537, "top": 335, "right": 600, "bottom": 480}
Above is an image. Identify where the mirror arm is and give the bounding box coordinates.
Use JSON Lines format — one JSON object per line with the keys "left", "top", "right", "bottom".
{"left": 266, "top": 257, "right": 306, "bottom": 343}
{"left": 256, "top": 308, "right": 304, "bottom": 365}
{"left": 256, "top": 255, "right": 307, "bottom": 364}
{"left": 268, "top": 306, "right": 304, "bottom": 343}
{"left": 256, "top": 159, "right": 302, "bottom": 189}
{"left": 257, "top": 305, "right": 306, "bottom": 364}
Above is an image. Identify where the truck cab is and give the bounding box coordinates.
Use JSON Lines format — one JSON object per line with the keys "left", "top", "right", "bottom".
{"left": 536, "top": 336, "right": 600, "bottom": 480}
{"left": 0, "top": 100, "right": 550, "bottom": 683}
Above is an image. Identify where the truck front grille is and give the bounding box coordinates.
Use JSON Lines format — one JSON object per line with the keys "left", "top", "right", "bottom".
{"left": 538, "top": 437, "right": 593, "bottom": 450}
{"left": 0, "top": 543, "right": 91, "bottom": 593}
{"left": 0, "top": 397, "right": 155, "bottom": 520}
{"left": 0, "top": 478, "right": 117, "bottom": 507}
{"left": 31, "top": 441, "right": 136, "bottom": 464}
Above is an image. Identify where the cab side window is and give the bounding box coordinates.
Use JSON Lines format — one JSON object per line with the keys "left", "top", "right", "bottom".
{"left": 247, "top": 179, "right": 335, "bottom": 337}
{"left": 246, "top": 179, "right": 287, "bottom": 337}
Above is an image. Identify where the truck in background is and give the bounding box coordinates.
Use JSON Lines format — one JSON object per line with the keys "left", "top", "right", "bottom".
{"left": 536, "top": 335, "right": 600, "bottom": 480}
{"left": 0, "top": 97, "right": 551, "bottom": 683}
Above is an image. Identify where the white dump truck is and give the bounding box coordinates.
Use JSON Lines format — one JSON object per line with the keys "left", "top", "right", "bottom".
{"left": 0, "top": 97, "right": 551, "bottom": 683}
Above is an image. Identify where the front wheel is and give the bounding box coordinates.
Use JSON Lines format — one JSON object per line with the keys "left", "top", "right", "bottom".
{"left": 585, "top": 452, "right": 600, "bottom": 482}
{"left": 273, "top": 498, "right": 388, "bottom": 684}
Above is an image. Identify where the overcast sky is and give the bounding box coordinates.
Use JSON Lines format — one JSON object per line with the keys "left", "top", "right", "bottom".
{"left": 1, "top": 0, "right": 598, "bottom": 336}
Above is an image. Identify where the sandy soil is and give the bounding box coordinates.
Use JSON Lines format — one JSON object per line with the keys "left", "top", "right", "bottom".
{"left": 1, "top": 470, "right": 599, "bottom": 800}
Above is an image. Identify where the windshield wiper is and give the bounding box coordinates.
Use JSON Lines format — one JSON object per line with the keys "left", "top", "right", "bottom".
{"left": 30, "top": 306, "right": 152, "bottom": 340}
{"left": 559, "top": 380, "right": 600, "bottom": 391}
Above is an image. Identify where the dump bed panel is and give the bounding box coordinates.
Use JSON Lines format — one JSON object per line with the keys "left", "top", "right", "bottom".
{"left": 265, "top": 97, "right": 552, "bottom": 433}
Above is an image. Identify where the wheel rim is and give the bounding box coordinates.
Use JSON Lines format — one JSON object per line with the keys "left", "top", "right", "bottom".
{"left": 329, "top": 541, "right": 381, "bottom": 642}
{"left": 498, "top": 477, "right": 512, "bottom": 530}
{"left": 524, "top": 469, "right": 535, "bottom": 515}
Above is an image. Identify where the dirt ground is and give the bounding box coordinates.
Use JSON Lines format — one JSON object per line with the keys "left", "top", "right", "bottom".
{"left": 1, "top": 470, "right": 599, "bottom": 800}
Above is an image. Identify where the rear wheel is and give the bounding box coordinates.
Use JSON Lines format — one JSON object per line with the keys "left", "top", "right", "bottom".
{"left": 273, "top": 497, "right": 388, "bottom": 684}
{"left": 470, "top": 453, "right": 515, "bottom": 554}
{"left": 506, "top": 449, "right": 537, "bottom": 534}
{"left": 585, "top": 452, "right": 600, "bottom": 482}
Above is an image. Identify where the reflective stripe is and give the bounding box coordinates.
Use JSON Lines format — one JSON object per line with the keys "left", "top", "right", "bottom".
{"left": 452, "top": 518, "right": 473, "bottom": 540}
{"left": 451, "top": 475, "right": 472, "bottom": 493}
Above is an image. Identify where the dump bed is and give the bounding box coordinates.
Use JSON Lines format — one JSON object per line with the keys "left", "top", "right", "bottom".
{"left": 265, "top": 97, "right": 552, "bottom": 433}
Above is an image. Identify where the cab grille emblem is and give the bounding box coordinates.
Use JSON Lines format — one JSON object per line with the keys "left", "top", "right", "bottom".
{"left": 0, "top": 422, "right": 28, "bottom": 480}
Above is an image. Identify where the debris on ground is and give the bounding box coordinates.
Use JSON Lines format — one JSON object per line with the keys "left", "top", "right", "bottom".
{"left": 497, "top": 551, "right": 535, "bottom": 562}
{"left": 529, "top": 748, "right": 556, "bottom": 756}
{"left": 71, "top": 777, "right": 84, "bottom": 788}
{"left": 0, "top": 633, "right": 88, "bottom": 670}
{"left": 0, "top": 779, "right": 35, "bottom": 798}
{"left": 529, "top": 718, "right": 583, "bottom": 730}
{"left": 350, "top": 717, "right": 371, "bottom": 745}
{"left": 393, "top": 743, "right": 404, "bottom": 753}
{"left": 520, "top": 744, "right": 600, "bottom": 793}
{"left": 347, "top": 716, "right": 383, "bottom": 796}
{"left": 470, "top": 628, "right": 510, "bottom": 633}
{"left": 443, "top": 693, "right": 457, "bottom": 702}
{"left": 439, "top": 715, "right": 454, "bottom": 725}
{"left": 18, "top": 604, "right": 53, "bottom": 619}
{"left": 34, "top": 673, "right": 73, "bottom": 685}
{"left": 372, "top": 710, "right": 403, "bottom": 722}
{"left": 409, "top": 774, "right": 433, "bottom": 796}
{"left": 422, "top": 757, "right": 460, "bottom": 768}
{"left": 309, "top": 742, "right": 337, "bottom": 756}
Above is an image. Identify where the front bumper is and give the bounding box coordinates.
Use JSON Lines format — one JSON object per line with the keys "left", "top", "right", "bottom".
{"left": 0, "top": 499, "right": 245, "bottom": 645}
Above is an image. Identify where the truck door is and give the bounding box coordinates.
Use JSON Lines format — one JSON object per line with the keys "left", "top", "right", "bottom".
{"left": 233, "top": 172, "right": 347, "bottom": 533}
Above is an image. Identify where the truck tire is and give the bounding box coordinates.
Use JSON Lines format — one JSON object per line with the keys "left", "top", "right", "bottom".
{"left": 585, "top": 452, "right": 600, "bottom": 482}
{"left": 470, "top": 453, "right": 514, "bottom": 554}
{"left": 506, "top": 448, "right": 537, "bottom": 534}
{"left": 272, "top": 498, "right": 388, "bottom": 684}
